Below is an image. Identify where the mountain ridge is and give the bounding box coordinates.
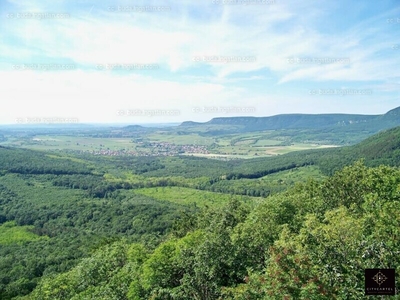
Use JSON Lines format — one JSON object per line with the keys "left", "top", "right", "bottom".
{"left": 179, "top": 106, "right": 399, "bottom": 131}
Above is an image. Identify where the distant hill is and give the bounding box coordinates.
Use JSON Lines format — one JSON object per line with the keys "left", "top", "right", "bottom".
{"left": 201, "top": 114, "right": 377, "bottom": 130}
{"left": 180, "top": 121, "right": 202, "bottom": 126}
{"left": 384, "top": 106, "right": 400, "bottom": 116}
{"left": 122, "top": 125, "right": 145, "bottom": 131}
{"left": 119, "top": 124, "right": 156, "bottom": 134}
{"left": 180, "top": 106, "right": 400, "bottom": 132}
{"left": 218, "top": 125, "right": 400, "bottom": 179}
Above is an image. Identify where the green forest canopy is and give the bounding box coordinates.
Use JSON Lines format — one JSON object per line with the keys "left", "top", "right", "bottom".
{"left": 0, "top": 126, "right": 399, "bottom": 299}
{"left": 20, "top": 162, "right": 400, "bottom": 299}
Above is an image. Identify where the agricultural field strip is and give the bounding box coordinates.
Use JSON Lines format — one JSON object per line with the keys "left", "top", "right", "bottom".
{"left": 0, "top": 130, "right": 342, "bottom": 159}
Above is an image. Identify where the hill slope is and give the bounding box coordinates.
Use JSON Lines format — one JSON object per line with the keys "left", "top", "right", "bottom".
{"left": 216, "top": 125, "right": 400, "bottom": 179}
{"left": 343, "top": 125, "right": 400, "bottom": 165}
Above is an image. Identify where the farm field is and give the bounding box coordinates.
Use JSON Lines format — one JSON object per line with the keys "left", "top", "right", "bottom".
{"left": 0, "top": 130, "right": 340, "bottom": 158}
{"left": 262, "top": 143, "right": 340, "bottom": 155}
{"left": 2, "top": 135, "right": 138, "bottom": 151}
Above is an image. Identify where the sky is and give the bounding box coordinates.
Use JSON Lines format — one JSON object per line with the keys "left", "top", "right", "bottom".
{"left": 0, "top": 0, "right": 399, "bottom": 124}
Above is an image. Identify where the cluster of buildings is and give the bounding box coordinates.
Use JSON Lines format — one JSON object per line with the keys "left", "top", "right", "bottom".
{"left": 144, "top": 142, "right": 210, "bottom": 156}
{"left": 73, "top": 142, "right": 210, "bottom": 157}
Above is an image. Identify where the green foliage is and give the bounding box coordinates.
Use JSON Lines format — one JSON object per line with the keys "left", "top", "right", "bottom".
{"left": 0, "top": 172, "right": 185, "bottom": 299}
{"left": 0, "top": 147, "right": 93, "bottom": 175}
{"left": 133, "top": 186, "right": 257, "bottom": 207}
{"left": 10, "top": 162, "right": 400, "bottom": 299}
{"left": 1, "top": 126, "right": 400, "bottom": 299}
{"left": 0, "top": 221, "right": 46, "bottom": 245}
{"left": 27, "top": 241, "right": 132, "bottom": 300}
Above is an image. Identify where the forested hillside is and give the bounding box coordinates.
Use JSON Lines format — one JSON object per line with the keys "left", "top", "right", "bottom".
{"left": 0, "top": 127, "right": 399, "bottom": 299}
{"left": 19, "top": 162, "right": 400, "bottom": 299}
{"left": 0, "top": 147, "right": 94, "bottom": 175}
{"left": 0, "top": 150, "right": 192, "bottom": 299}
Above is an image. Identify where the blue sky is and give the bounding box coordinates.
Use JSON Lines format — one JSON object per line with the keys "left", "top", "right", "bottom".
{"left": 0, "top": 0, "right": 399, "bottom": 124}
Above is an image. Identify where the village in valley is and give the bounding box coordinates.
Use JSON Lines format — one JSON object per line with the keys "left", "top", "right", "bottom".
{"left": 77, "top": 141, "right": 210, "bottom": 157}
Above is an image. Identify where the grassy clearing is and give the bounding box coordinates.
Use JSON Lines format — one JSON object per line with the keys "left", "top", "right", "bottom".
{"left": 253, "top": 139, "right": 282, "bottom": 146}
{"left": 261, "top": 165, "right": 325, "bottom": 183}
{"left": 0, "top": 221, "right": 47, "bottom": 245}
{"left": 182, "top": 153, "right": 258, "bottom": 159}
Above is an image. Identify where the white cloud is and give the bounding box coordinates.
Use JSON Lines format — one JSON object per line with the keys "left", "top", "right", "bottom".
{"left": 0, "top": 69, "right": 249, "bottom": 123}
{"left": 0, "top": 0, "right": 399, "bottom": 123}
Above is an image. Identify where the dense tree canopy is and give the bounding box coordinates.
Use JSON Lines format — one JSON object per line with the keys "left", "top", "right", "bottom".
{"left": 14, "top": 162, "right": 400, "bottom": 299}
{"left": 0, "top": 127, "right": 399, "bottom": 299}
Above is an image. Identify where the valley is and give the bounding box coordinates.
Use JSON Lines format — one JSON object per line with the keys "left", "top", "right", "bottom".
{"left": 0, "top": 109, "right": 399, "bottom": 299}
